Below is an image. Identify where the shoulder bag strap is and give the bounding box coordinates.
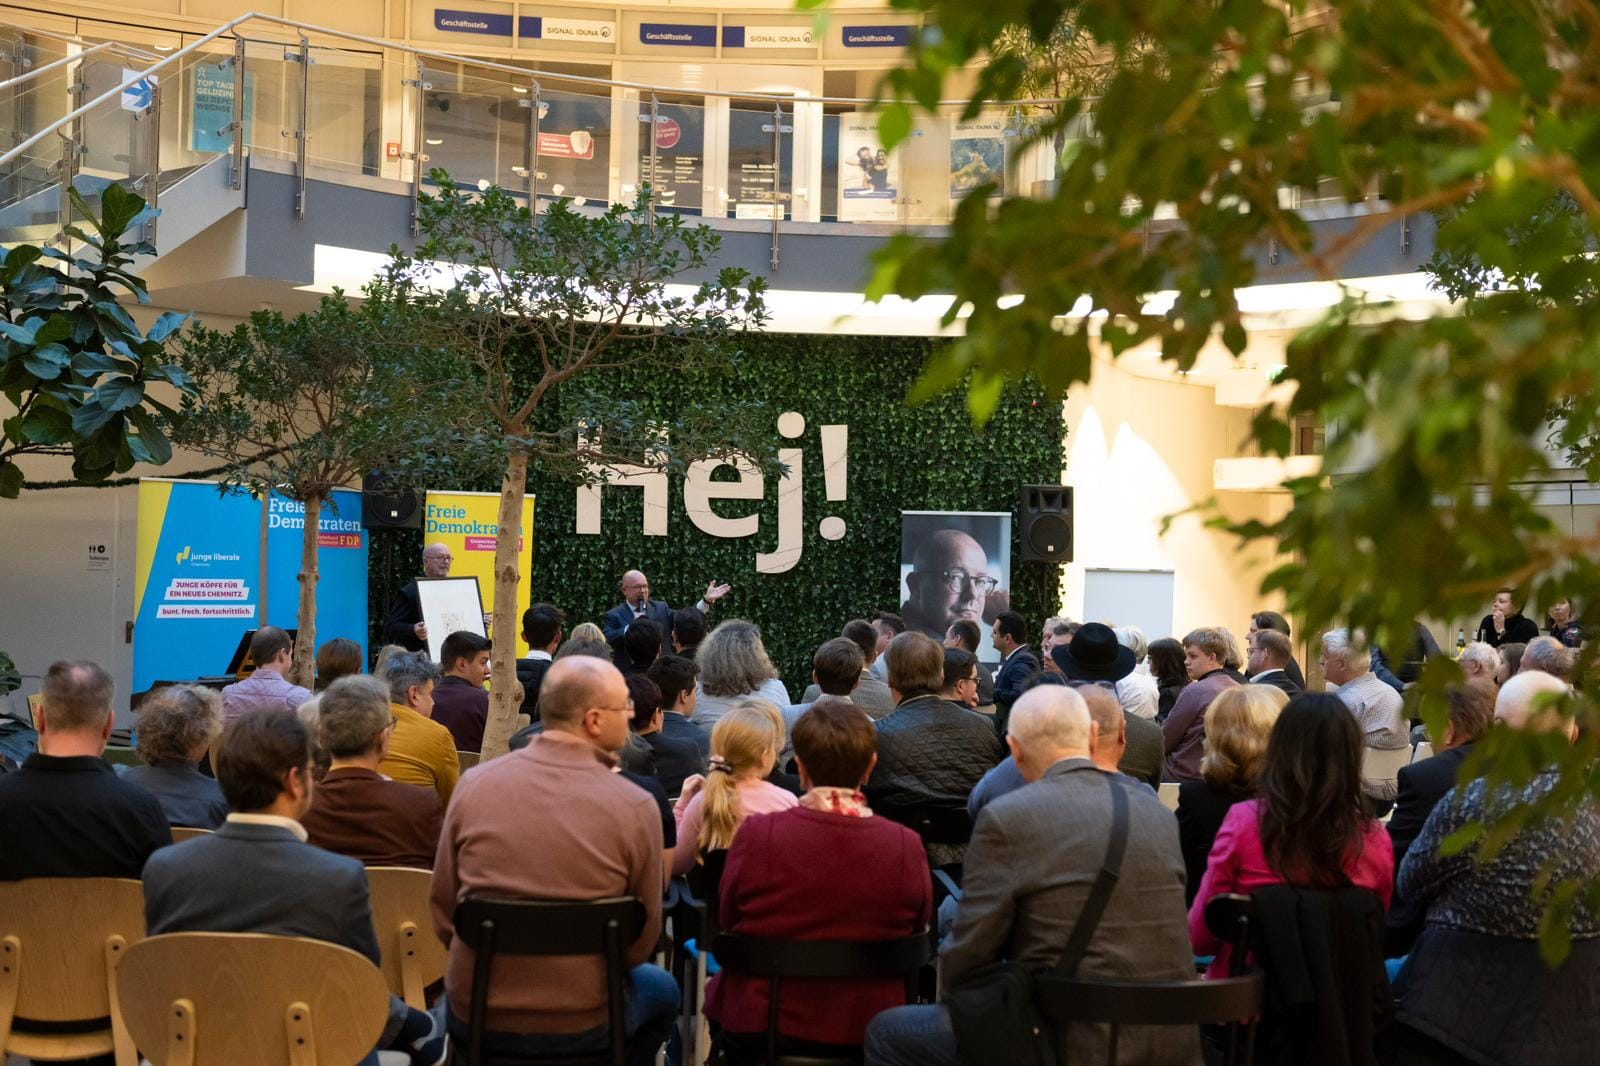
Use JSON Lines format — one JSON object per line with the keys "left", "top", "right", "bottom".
{"left": 1051, "top": 773, "right": 1130, "bottom": 977}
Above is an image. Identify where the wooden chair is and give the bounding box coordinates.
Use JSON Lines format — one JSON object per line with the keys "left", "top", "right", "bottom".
{"left": 116, "top": 932, "right": 391, "bottom": 1066}
{"left": 1362, "top": 745, "right": 1412, "bottom": 784}
{"left": 452, "top": 896, "right": 645, "bottom": 1066}
{"left": 366, "top": 866, "right": 448, "bottom": 1008}
{"left": 1158, "top": 782, "right": 1181, "bottom": 812}
{"left": 1036, "top": 972, "right": 1264, "bottom": 1066}
{"left": 170, "top": 827, "right": 214, "bottom": 843}
{"left": 0, "top": 876, "right": 145, "bottom": 1064}
{"left": 1412, "top": 741, "right": 1435, "bottom": 763}
{"left": 456, "top": 750, "right": 481, "bottom": 770}
{"left": 102, "top": 745, "right": 142, "bottom": 768}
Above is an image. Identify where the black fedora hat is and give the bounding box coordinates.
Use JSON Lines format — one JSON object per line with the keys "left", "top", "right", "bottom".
{"left": 1050, "top": 622, "right": 1136, "bottom": 683}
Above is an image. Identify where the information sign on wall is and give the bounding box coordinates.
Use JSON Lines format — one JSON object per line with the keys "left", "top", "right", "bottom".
{"left": 838, "top": 112, "right": 900, "bottom": 222}
{"left": 191, "top": 62, "right": 250, "bottom": 153}
{"left": 721, "top": 25, "right": 816, "bottom": 49}
{"left": 638, "top": 22, "right": 715, "bottom": 47}
{"left": 434, "top": 8, "right": 513, "bottom": 35}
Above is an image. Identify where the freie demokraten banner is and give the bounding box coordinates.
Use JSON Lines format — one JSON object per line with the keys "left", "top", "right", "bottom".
{"left": 133, "top": 480, "right": 369, "bottom": 692}
{"left": 423, "top": 490, "right": 535, "bottom": 657}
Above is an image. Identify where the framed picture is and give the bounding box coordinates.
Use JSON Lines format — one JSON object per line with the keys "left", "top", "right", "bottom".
{"left": 417, "top": 577, "right": 486, "bottom": 663}
{"left": 899, "top": 511, "right": 1014, "bottom": 665}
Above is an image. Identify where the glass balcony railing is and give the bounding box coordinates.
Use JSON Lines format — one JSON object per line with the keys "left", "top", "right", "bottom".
{"left": 0, "top": 12, "right": 1381, "bottom": 252}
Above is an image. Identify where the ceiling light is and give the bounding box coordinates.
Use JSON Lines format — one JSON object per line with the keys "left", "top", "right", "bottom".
{"left": 425, "top": 138, "right": 444, "bottom": 145}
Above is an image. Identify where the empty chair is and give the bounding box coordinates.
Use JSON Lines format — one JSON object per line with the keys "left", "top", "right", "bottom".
{"left": 365, "top": 866, "right": 448, "bottom": 1009}
{"left": 1411, "top": 741, "right": 1435, "bottom": 763}
{"left": 1361, "top": 745, "right": 1412, "bottom": 785}
{"left": 711, "top": 932, "right": 929, "bottom": 1066}
{"left": 1036, "top": 972, "right": 1264, "bottom": 1066}
{"left": 116, "top": 931, "right": 391, "bottom": 1065}
{"left": 456, "top": 750, "right": 480, "bottom": 770}
{"left": 0, "top": 876, "right": 144, "bottom": 1064}
{"left": 1158, "top": 782, "right": 1181, "bottom": 812}
{"left": 170, "top": 826, "right": 213, "bottom": 843}
{"left": 452, "top": 896, "right": 646, "bottom": 1066}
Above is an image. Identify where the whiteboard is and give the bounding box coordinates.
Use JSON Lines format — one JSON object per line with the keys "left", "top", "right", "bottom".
{"left": 1082, "top": 569, "right": 1176, "bottom": 640}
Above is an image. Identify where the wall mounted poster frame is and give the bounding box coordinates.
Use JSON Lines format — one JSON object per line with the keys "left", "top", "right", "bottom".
{"left": 417, "top": 577, "right": 487, "bottom": 663}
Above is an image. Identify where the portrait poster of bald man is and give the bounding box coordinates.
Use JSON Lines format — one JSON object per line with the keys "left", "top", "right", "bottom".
{"left": 899, "top": 511, "right": 1012, "bottom": 664}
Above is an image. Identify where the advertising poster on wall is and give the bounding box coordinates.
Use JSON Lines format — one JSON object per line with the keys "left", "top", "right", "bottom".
{"left": 899, "top": 511, "right": 1013, "bottom": 665}
{"left": 537, "top": 129, "right": 595, "bottom": 160}
{"left": 639, "top": 104, "right": 703, "bottom": 213}
{"left": 191, "top": 60, "right": 251, "bottom": 153}
{"left": 423, "top": 490, "right": 535, "bottom": 656}
{"left": 838, "top": 112, "right": 899, "bottom": 222}
{"left": 950, "top": 113, "right": 1006, "bottom": 205}
{"left": 264, "top": 489, "right": 369, "bottom": 664}
{"left": 133, "top": 480, "right": 262, "bottom": 692}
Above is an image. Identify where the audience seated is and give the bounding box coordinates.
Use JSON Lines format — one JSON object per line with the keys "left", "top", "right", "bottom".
{"left": 300, "top": 676, "right": 443, "bottom": 868}
{"left": 939, "top": 646, "right": 982, "bottom": 709}
{"left": 1458, "top": 640, "right": 1501, "bottom": 684}
{"left": 671, "top": 607, "right": 707, "bottom": 658}
{"left": 1321, "top": 628, "right": 1409, "bottom": 803}
{"left": 0, "top": 660, "right": 171, "bottom": 879}
{"left": 867, "top": 612, "right": 907, "bottom": 683}
{"left": 710, "top": 699, "right": 931, "bottom": 1058}
{"left": 672, "top": 702, "right": 798, "bottom": 877}
{"left": 221, "top": 626, "right": 311, "bottom": 723}
{"left": 1384, "top": 680, "right": 1496, "bottom": 954}
{"left": 1249, "top": 611, "right": 1307, "bottom": 688}
{"left": 1188, "top": 692, "right": 1394, "bottom": 978}
{"left": 376, "top": 652, "right": 460, "bottom": 807}
{"left": 693, "top": 620, "right": 792, "bottom": 729}
{"left": 314, "top": 637, "right": 364, "bottom": 691}
{"left": 787, "top": 638, "right": 871, "bottom": 760}
{"left": 1078, "top": 682, "right": 1164, "bottom": 788}
{"left": 429, "top": 630, "right": 491, "bottom": 754}
{"left": 516, "top": 602, "right": 564, "bottom": 721}
{"left": 621, "top": 619, "right": 663, "bottom": 676}
{"left": 803, "top": 619, "right": 896, "bottom": 718}
{"left": 1388, "top": 672, "right": 1600, "bottom": 1066}
{"left": 142, "top": 708, "right": 445, "bottom": 1066}
{"left": 1111, "top": 625, "right": 1161, "bottom": 719}
{"left": 1161, "top": 627, "right": 1240, "bottom": 782}
{"left": 1149, "top": 636, "right": 1189, "bottom": 720}
{"left": 1175, "top": 684, "right": 1286, "bottom": 903}
{"left": 431, "top": 656, "right": 676, "bottom": 1065}
{"left": 1247, "top": 628, "right": 1303, "bottom": 696}
{"left": 123, "top": 683, "right": 228, "bottom": 829}
{"left": 1519, "top": 634, "right": 1575, "bottom": 682}
{"left": 990, "top": 610, "right": 1039, "bottom": 729}
{"left": 627, "top": 673, "right": 702, "bottom": 797}
{"left": 942, "top": 618, "right": 996, "bottom": 705}
{"left": 864, "top": 685, "right": 1198, "bottom": 1066}
{"left": 570, "top": 621, "right": 607, "bottom": 644}
{"left": 647, "top": 654, "right": 711, "bottom": 769}
{"left": 867, "top": 632, "right": 1003, "bottom": 819}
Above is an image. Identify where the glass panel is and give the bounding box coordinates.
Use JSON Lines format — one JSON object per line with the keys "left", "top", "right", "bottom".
{"left": 156, "top": 51, "right": 234, "bottom": 192}
{"left": 819, "top": 110, "right": 840, "bottom": 223}
{"left": 0, "top": 141, "right": 63, "bottom": 244}
{"left": 726, "top": 102, "right": 790, "bottom": 220}
{"left": 898, "top": 110, "right": 953, "bottom": 226}
{"left": 238, "top": 38, "right": 293, "bottom": 167}
{"left": 535, "top": 84, "right": 611, "bottom": 208}
{"left": 634, "top": 94, "right": 704, "bottom": 216}
{"left": 419, "top": 64, "right": 528, "bottom": 193}
{"left": 76, "top": 59, "right": 150, "bottom": 218}
{"left": 307, "top": 46, "right": 382, "bottom": 177}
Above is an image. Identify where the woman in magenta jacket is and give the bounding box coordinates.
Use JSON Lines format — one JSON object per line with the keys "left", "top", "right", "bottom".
{"left": 1189, "top": 692, "right": 1394, "bottom": 977}
{"left": 708, "top": 698, "right": 931, "bottom": 1057}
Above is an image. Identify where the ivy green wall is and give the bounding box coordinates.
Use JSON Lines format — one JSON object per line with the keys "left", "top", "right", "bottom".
{"left": 369, "top": 334, "right": 1066, "bottom": 686}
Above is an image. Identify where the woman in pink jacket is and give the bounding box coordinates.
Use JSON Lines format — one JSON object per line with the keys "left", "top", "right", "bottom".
{"left": 1189, "top": 692, "right": 1394, "bottom": 977}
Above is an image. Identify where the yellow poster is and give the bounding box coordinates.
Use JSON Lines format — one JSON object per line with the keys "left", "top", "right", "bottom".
{"left": 423, "top": 490, "right": 536, "bottom": 657}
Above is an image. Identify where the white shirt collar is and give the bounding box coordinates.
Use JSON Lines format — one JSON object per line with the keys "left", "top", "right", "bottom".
{"left": 226, "top": 812, "right": 308, "bottom": 842}
{"left": 525, "top": 649, "right": 552, "bottom": 661}
{"left": 1249, "top": 668, "right": 1284, "bottom": 682}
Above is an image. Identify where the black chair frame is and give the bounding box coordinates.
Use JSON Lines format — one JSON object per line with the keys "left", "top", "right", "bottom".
{"left": 710, "top": 931, "right": 930, "bottom": 1066}
{"left": 1036, "top": 973, "right": 1264, "bottom": 1066}
{"left": 1203, "top": 893, "right": 1255, "bottom": 978}
{"left": 452, "top": 896, "right": 646, "bottom": 1066}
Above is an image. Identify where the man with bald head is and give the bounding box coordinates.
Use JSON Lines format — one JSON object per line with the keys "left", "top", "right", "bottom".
{"left": 900, "top": 528, "right": 1000, "bottom": 641}
{"left": 1389, "top": 668, "right": 1600, "bottom": 1065}
{"left": 430, "top": 656, "right": 678, "bottom": 1063}
{"left": 602, "top": 569, "right": 730, "bottom": 672}
{"left": 383, "top": 542, "right": 456, "bottom": 651}
{"left": 866, "top": 683, "right": 1199, "bottom": 1066}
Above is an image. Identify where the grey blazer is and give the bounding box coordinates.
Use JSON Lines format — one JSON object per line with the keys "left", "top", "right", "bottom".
{"left": 940, "top": 758, "right": 1201, "bottom": 1066}
{"left": 142, "top": 819, "right": 381, "bottom": 967}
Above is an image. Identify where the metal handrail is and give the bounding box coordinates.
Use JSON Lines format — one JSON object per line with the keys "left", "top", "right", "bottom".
{"left": 0, "top": 40, "right": 115, "bottom": 92}
{"left": 2, "top": 21, "right": 161, "bottom": 62}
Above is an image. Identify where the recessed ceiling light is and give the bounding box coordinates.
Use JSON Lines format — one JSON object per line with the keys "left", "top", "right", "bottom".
{"left": 425, "top": 138, "right": 444, "bottom": 145}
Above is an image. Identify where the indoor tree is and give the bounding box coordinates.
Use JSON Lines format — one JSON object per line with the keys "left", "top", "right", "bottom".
{"left": 369, "top": 174, "right": 774, "bottom": 758}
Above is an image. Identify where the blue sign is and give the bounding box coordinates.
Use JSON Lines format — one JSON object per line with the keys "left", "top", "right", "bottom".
{"left": 519, "top": 15, "right": 541, "bottom": 37}
{"left": 639, "top": 22, "right": 716, "bottom": 47}
{"left": 434, "top": 8, "right": 513, "bottom": 35}
{"left": 265, "top": 489, "right": 369, "bottom": 667}
{"left": 120, "top": 73, "right": 155, "bottom": 112}
{"left": 191, "top": 63, "right": 251, "bottom": 154}
{"left": 841, "top": 25, "right": 913, "bottom": 48}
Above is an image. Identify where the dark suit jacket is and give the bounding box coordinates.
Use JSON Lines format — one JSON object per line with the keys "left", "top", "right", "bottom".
{"left": 1383, "top": 743, "right": 1471, "bottom": 954}
{"left": 661, "top": 712, "right": 711, "bottom": 761}
{"left": 1253, "top": 669, "right": 1303, "bottom": 697}
{"left": 0, "top": 754, "right": 171, "bottom": 881}
{"left": 515, "top": 654, "right": 553, "bottom": 721}
{"left": 1175, "top": 780, "right": 1247, "bottom": 905}
{"left": 642, "top": 728, "right": 705, "bottom": 798}
{"left": 992, "top": 646, "right": 1040, "bottom": 729}
{"left": 1120, "top": 712, "right": 1164, "bottom": 788}
{"left": 603, "top": 600, "right": 674, "bottom": 672}
{"left": 382, "top": 579, "right": 427, "bottom": 651}
{"left": 142, "top": 818, "right": 382, "bottom": 968}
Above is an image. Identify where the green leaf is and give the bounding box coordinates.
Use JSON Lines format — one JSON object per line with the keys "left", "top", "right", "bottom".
{"left": 146, "top": 311, "right": 189, "bottom": 343}
{"left": 0, "top": 460, "right": 21, "bottom": 498}
{"left": 0, "top": 319, "right": 39, "bottom": 346}
{"left": 20, "top": 403, "right": 72, "bottom": 444}
{"left": 95, "top": 376, "right": 144, "bottom": 412}
{"left": 71, "top": 401, "right": 116, "bottom": 437}
{"left": 878, "top": 103, "right": 913, "bottom": 150}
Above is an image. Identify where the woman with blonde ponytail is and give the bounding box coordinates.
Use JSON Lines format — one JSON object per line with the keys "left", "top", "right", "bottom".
{"left": 672, "top": 700, "right": 796, "bottom": 876}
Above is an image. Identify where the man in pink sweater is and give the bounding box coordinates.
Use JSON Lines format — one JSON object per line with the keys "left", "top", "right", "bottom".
{"left": 430, "top": 656, "right": 676, "bottom": 1065}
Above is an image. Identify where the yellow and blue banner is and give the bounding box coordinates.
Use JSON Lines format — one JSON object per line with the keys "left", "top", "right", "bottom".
{"left": 423, "top": 490, "right": 535, "bottom": 657}
{"left": 265, "top": 488, "right": 369, "bottom": 658}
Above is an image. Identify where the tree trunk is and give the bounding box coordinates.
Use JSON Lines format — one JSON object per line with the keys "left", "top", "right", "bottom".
{"left": 479, "top": 447, "right": 529, "bottom": 759}
{"left": 290, "top": 491, "right": 322, "bottom": 690}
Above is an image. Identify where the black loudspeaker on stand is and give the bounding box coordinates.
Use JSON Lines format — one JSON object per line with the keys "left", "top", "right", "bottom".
{"left": 1019, "top": 485, "right": 1073, "bottom": 563}
{"left": 361, "top": 472, "right": 422, "bottom": 530}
